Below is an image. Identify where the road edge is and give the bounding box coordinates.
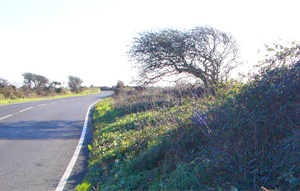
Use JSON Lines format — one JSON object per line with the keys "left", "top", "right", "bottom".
{"left": 55, "top": 98, "right": 103, "bottom": 191}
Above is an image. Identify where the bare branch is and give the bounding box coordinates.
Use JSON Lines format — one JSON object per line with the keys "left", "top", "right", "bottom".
{"left": 128, "top": 26, "right": 241, "bottom": 87}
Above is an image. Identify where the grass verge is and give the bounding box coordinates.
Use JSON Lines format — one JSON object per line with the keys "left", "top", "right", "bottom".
{"left": 0, "top": 88, "right": 101, "bottom": 105}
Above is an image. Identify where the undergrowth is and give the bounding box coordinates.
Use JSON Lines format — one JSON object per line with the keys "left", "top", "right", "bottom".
{"left": 77, "top": 44, "right": 300, "bottom": 190}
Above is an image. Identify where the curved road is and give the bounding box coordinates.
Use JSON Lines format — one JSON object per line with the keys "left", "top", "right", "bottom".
{"left": 0, "top": 91, "right": 113, "bottom": 191}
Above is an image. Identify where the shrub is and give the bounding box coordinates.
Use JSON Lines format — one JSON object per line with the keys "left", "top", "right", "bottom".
{"left": 0, "top": 85, "right": 24, "bottom": 99}
{"left": 203, "top": 60, "right": 300, "bottom": 190}
{"left": 57, "top": 87, "right": 72, "bottom": 95}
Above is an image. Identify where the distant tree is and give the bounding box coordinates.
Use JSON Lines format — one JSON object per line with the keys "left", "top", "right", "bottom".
{"left": 22, "top": 72, "right": 49, "bottom": 90}
{"left": 51, "top": 81, "right": 62, "bottom": 88}
{"left": 68, "top": 75, "right": 83, "bottom": 92}
{"left": 128, "top": 26, "right": 241, "bottom": 87}
{"left": 116, "top": 80, "right": 125, "bottom": 89}
{"left": 100, "top": 86, "right": 112, "bottom": 91}
{"left": 113, "top": 80, "right": 126, "bottom": 95}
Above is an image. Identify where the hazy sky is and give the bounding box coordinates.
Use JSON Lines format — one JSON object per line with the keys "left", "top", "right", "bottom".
{"left": 1, "top": 0, "right": 299, "bottom": 87}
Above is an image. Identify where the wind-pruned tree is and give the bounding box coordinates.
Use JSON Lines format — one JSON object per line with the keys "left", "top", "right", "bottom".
{"left": 113, "top": 80, "right": 126, "bottom": 95}
{"left": 68, "top": 75, "right": 83, "bottom": 93}
{"left": 116, "top": 80, "right": 125, "bottom": 89}
{"left": 22, "top": 72, "right": 49, "bottom": 90}
{"left": 128, "top": 26, "right": 241, "bottom": 87}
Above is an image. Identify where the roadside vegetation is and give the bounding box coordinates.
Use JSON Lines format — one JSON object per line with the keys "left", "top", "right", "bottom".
{"left": 77, "top": 26, "right": 300, "bottom": 190}
{"left": 0, "top": 74, "right": 101, "bottom": 104}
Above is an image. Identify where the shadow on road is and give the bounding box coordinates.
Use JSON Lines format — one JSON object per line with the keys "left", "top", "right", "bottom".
{"left": 0, "top": 120, "right": 84, "bottom": 140}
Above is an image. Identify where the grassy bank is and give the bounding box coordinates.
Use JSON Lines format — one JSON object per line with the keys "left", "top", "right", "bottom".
{"left": 0, "top": 87, "right": 101, "bottom": 105}
{"left": 78, "top": 61, "right": 300, "bottom": 190}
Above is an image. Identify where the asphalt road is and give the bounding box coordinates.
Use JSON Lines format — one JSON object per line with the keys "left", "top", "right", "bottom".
{"left": 0, "top": 91, "right": 113, "bottom": 191}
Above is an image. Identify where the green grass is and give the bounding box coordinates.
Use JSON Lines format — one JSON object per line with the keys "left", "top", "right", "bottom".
{"left": 77, "top": 89, "right": 216, "bottom": 190}
{"left": 0, "top": 88, "right": 101, "bottom": 105}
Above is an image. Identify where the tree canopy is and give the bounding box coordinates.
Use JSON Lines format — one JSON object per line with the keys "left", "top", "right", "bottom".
{"left": 68, "top": 75, "right": 83, "bottom": 92}
{"left": 22, "top": 72, "right": 49, "bottom": 90}
{"left": 129, "top": 26, "right": 241, "bottom": 87}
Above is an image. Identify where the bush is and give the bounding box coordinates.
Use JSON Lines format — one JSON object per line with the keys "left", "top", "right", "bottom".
{"left": 0, "top": 85, "right": 24, "bottom": 99}
{"left": 56, "top": 87, "right": 72, "bottom": 95}
{"left": 204, "top": 60, "right": 300, "bottom": 190}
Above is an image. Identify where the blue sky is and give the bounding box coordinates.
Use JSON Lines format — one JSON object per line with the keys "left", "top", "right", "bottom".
{"left": 1, "top": 0, "right": 299, "bottom": 87}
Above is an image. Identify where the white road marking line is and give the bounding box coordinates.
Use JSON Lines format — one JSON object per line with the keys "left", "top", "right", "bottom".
{"left": 55, "top": 98, "right": 102, "bottom": 191}
{"left": 38, "top": 103, "right": 48, "bottom": 107}
{"left": 69, "top": 99, "right": 75, "bottom": 101}
{"left": 19, "top": 107, "right": 34, "bottom": 113}
{"left": 0, "top": 114, "right": 13, "bottom": 121}
{"left": 50, "top": 102, "right": 58, "bottom": 104}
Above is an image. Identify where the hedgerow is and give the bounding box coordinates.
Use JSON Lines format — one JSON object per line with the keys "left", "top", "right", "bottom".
{"left": 78, "top": 42, "right": 300, "bottom": 190}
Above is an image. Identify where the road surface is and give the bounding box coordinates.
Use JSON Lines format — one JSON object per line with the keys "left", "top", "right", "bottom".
{"left": 0, "top": 91, "right": 113, "bottom": 191}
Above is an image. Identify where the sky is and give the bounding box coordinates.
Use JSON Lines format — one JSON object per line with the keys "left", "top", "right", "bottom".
{"left": 1, "top": 0, "right": 300, "bottom": 87}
